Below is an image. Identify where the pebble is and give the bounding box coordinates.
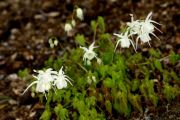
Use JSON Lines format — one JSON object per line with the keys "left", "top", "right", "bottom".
{"left": 11, "top": 28, "right": 20, "bottom": 35}
{"left": 34, "top": 14, "right": 45, "bottom": 20}
{"left": 0, "top": 74, "right": 5, "bottom": 80}
{"left": 165, "top": 44, "right": 173, "bottom": 49}
{"left": 47, "top": 12, "right": 60, "bottom": 18}
{"left": 6, "top": 73, "right": 18, "bottom": 80}
{"left": 9, "top": 99, "right": 18, "bottom": 105}
{"left": 29, "top": 111, "right": 36, "bottom": 118}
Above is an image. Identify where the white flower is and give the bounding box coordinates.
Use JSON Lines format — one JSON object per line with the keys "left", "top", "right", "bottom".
{"left": 113, "top": 32, "right": 136, "bottom": 51}
{"left": 64, "top": 23, "right": 73, "bottom": 33}
{"left": 97, "top": 58, "right": 102, "bottom": 65}
{"left": 71, "top": 19, "right": 76, "bottom": 27}
{"left": 127, "top": 12, "right": 161, "bottom": 49}
{"left": 23, "top": 68, "right": 56, "bottom": 94}
{"left": 92, "top": 76, "right": 96, "bottom": 82}
{"left": 139, "top": 12, "right": 161, "bottom": 47}
{"left": 53, "top": 66, "right": 72, "bottom": 89}
{"left": 87, "top": 75, "right": 96, "bottom": 84}
{"left": 140, "top": 12, "right": 161, "bottom": 40}
{"left": 80, "top": 42, "right": 100, "bottom": 64}
{"left": 141, "top": 12, "right": 161, "bottom": 34}
{"left": 136, "top": 33, "right": 152, "bottom": 47}
{"left": 76, "top": 8, "right": 83, "bottom": 21}
{"left": 127, "top": 14, "right": 141, "bottom": 35}
{"left": 138, "top": 33, "right": 151, "bottom": 43}
{"left": 49, "top": 37, "right": 58, "bottom": 48}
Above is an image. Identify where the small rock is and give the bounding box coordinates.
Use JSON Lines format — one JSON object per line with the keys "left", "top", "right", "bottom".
{"left": 48, "top": 12, "right": 60, "bottom": 18}
{"left": 11, "top": 28, "right": 20, "bottom": 35}
{"left": 6, "top": 73, "right": 18, "bottom": 80}
{"left": 34, "top": 14, "right": 45, "bottom": 20}
{"left": 0, "top": 74, "right": 5, "bottom": 80}
{"left": 29, "top": 111, "right": 36, "bottom": 118}
{"left": 165, "top": 44, "right": 173, "bottom": 49}
{"left": 25, "top": 22, "right": 32, "bottom": 30}
{"left": 9, "top": 99, "right": 18, "bottom": 105}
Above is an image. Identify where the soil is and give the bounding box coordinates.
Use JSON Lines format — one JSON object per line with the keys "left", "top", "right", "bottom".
{"left": 0, "top": 0, "right": 179, "bottom": 119}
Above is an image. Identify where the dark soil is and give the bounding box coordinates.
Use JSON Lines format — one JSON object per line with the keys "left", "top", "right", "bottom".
{"left": 0, "top": 0, "right": 179, "bottom": 119}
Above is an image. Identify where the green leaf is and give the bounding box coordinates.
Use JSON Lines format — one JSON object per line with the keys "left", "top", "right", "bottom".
{"left": 72, "top": 99, "right": 86, "bottom": 114}
{"left": 76, "top": 77, "right": 87, "bottom": 88}
{"left": 97, "top": 16, "right": 105, "bottom": 33}
{"left": 98, "top": 65, "right": 108, "bottom": 77}
{"left": 99, "top": 33, "right": 111, "bottom": 41}
{"left": 149, "top": 48, "right": 161, "bottom": 58}
{"left": 169, "top": 51, "right": 180, "bottom": 65}
{"left": 44, "top": 57, "right": 53, "bottom": 68}
{"left": 154, "top": 60, "right": 163, "bottom": 72}
{"left": 163, "top": 83, "right": 179, "bottom": 101}
{"left": 79, "top": 115, "right": 87, "bottom": 120}
{"left": 114, "top": 55, "right": 126, "bottom": 72}
{"left": 53, "top": 90, "right": 64, "bottom": 102}
{"left": 71, "top": 48, "right": 82, "bottom": 62}
{"left": 86, "top": 96, "right": 96, "bottom": 108}
{"left": 99, "top": 33, "right": 113, "bottom": 50}
{"left": 75, "top": 34, "right": 85, "bottom": 46}
{"left": 103, "top": 78, "right": 114, "bottom": 88}
{"left": 114, "top": 91, "right": 131, "bottom": 117}
{"left": 131, "top": 79, "right": 140, "bottom": 92}
{"left": 89, "top": 108, "right": 98, "bottom": 119}
{"left": 163, "top": 70, "right": 170, "bottom": 82}
{"left": 117, "top": 81, "right": 128, "bottom": 93}
{"left": 18, "top": 68, "right": 29, "bottom": 79}
{"left": 128, "top": 94, "right": 142, "bottom": 112}
{"left": 102, "top": 51, "right": 113, "bottom": 64}
{"left": 91, "top": 20, "right": 97, "bottom": 33}
{"left": 54, "top": 104, "right": 69, "bottom": 120}
{"left": 127, "top": 53, "right": 142, "bottom": 65}
{"left": 105, "top": 100, "right": 112, "bottom": 114}
{"left": 46, "top": 90, "right": 53, "bottom": 104}
{"left": 40, "top": 109, "right": 51, "bottom": 120}
{"left": 170, "top": 71, "right": 180, "bottom": 83}
{"left": 149, "top": 94, "right": 158, "bottom": 107}
{"left": 140, "top": 79, "right": 149, "bottom": 101}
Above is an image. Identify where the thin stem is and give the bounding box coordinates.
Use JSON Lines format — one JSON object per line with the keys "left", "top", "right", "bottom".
{"left": 77, "top": 63, "right": 88, "bottom": 73}
{"left": 93, "top": 24, "right": 98, "bottom": 42}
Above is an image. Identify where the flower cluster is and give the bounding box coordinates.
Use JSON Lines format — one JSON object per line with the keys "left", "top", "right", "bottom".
{"left": 48, "top": 37, "right": 58, "bottom": 48}
{"left": 80, "top": 41, "right": 101, "bottom": 65}
{"left": 114, "top": 12, "right": 161, "bottom": 51}
{"left": 64, "top": 7, "right": 84, "bottom": 33}
{"left": 23, "top": 67, "right": 72, "bottom": 97}
{"left": 24, "top": 11, "right": 161, "bottom": 100}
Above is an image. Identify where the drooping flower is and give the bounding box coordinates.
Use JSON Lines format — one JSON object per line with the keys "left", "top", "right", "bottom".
{"left": 134, "top": 12, "right": 161, "bottom": 48}
{"left": 127, "top": 14, "right": 141, "bottom": 35}
{"left": 64, "top": 23, "right": 73, "bottom": 33}
{"left": 113, "top": 32, "right": 136, "bottom": 52}
{"left": 80, "top": 42, "right": 100, "bottom": 65}
{"left": 87, "top": 75, "right": 96, "bottom": 84}
{"left": 23, "top": 68, "right": 56, "bottom": 94}
{"left": 76, "top": 7, "right": 84, "bottom": 21}
{"left": 141, "top": 12, "right": 161, "bottom": 34}
{"left": 71, "top": 19, "right": 76, "bottom": 27}
{"left": 23, "top": 67, "right": 72, "bottom": 97}
{"left": 48, "top": 37, "right": 58, "bottom": 48}
{"left": 53, "top": 66, "right": 72, "bottom": 89}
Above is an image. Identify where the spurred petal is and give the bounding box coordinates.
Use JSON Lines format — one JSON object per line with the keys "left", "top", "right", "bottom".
{"left": 22, "top": 81, "right": 38, "bottom": 94}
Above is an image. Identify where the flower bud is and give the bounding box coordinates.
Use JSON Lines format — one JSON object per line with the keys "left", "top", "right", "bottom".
{"left": 64, "top": 23, "right": 73, "bottom": 33}
{"left": 76, "top": 8, "right": 83, "bottom": 21}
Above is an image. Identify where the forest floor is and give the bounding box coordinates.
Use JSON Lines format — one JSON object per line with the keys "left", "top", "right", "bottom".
{"left": 0, "top": 0, "right": 179, "bottom": 119}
